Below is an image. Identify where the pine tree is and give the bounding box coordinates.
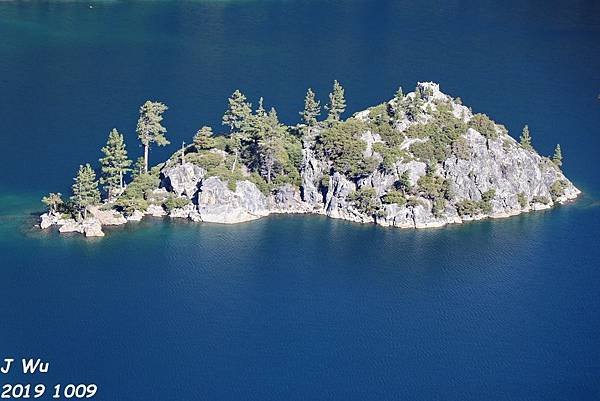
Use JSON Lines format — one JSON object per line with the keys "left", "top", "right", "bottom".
{"left": 71, "top": 164, "right": 100, "bottom": 219}
{"left": 136, "top": 101, "right": 169, "bottom": 173}
{"left": 193, "top": 126, "right": 215, "bottom": 150}
{"left": 41, "top": 193, "right": 63, "bottom": 213}
{"left": 519, "top": 125, "right": 533, "bottom": 150}
{"left": 389, "top": 87, "right": 404, "bottom": 116}
{"left": 552, "top": 144, "right": 563, "bottom": 167}
{"left": 325, "top": 80, "right": 346, "bottom": 122}
{"left": 300, "top": 88, "right": 321, "bottom": 126}
{"left": 133, "top": 156, "right": 145, "bottom": 178}
{"left": 258, "top": 108, "right": 286, "bottom": 183}
{"left": 222, "top": 89, "right": 252, "bottom": 132}
{"left": 99, "top": 128, "right": 132, "bottom": 200}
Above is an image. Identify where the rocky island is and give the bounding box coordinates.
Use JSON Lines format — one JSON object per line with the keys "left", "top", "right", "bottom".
{"left": 39, "top": 82, "right": 580, "bottom": 237}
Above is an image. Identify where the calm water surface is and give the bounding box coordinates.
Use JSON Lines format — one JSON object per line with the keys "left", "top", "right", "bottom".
{"left": 1, "top": 1, "right": 600, "bottom": 400}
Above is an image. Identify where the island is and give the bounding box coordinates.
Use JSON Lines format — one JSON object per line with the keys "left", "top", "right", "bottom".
{"left": 39, "top": 82, "right": 580, "bottom": 237}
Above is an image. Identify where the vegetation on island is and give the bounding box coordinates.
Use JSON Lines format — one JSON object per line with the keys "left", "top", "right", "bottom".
{"left": 41, "top": 81, "right": 571, "bottom": 225}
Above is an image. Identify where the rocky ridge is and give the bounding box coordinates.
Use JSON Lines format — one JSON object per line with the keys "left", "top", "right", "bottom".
{"left": 40, "top": 82, "right": 580, "bottom": 236}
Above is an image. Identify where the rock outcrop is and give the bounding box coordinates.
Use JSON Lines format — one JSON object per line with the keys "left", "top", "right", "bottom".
{"left": 40, "top": 82, "right": 580, "bottom": 236}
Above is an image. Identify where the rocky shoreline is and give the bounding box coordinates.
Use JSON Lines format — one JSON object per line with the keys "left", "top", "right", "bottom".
{"left": 39, "top": 82, "right": 580, "bottom": 237}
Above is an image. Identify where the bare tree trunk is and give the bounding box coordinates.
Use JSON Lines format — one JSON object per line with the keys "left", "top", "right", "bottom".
{"left": 231, "top": 150, "right": 238, "bottom": 172}
{"left": 144, "top": 144, "right": 149, "bottom": 173}
{"left": 119, "top": 171, "right": 124, "bottom": 190}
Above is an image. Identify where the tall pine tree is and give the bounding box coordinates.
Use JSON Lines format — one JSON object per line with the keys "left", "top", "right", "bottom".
{"left": 519, "top": 125, "right": 533, "bottom": 150}
{"left": 552, "top": 144, "right": 563, "bottom": 167}
{"left": 325, "top": 80, "right": 346, "bottom": 122}
{"left": 71, "top": 164, "right": 100, "bottom": 219}
{"left": 222, "top": 90, "right": 252, "bottom": 132}
{"left": 136, "top": 101, "right": 169, "bottom": 173}
{"left": 300, "top": 88, "right": 321, "bottom": 127}
{"left": 99, "top": 128, "right": 132, "bottom": 200}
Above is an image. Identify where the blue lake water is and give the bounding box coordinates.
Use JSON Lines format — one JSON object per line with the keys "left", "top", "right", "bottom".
{"left": 1, "top": 1, "right": 600, "bottom": 400}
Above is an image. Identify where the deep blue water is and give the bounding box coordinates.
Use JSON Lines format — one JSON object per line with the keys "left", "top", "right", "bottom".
{"left": 1, "top": 1, "right": 600, "bottom": 400}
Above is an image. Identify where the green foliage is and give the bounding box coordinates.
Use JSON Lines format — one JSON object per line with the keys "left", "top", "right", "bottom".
{"left": 406, "top": 197, "right": 424, "bottom": 208}
{"left": 372, "top": 143, "right": 406, "bottom": 171}
{"left": 162, "top": 196, "right": 191, "bottom": 212}
{"left": 222, "top": 89, "right": 252, "bottom": 132}
{"left": 455, "top": 199, "right": 480, "bottom": 217}
{"left": 432, "top": 198, "right": 446, "bottom": 217}
{"left": 367, "top": 103, "right": 403, "bottom": 146}
{"left": 137, "top": 101, "right": 169, "bottom": 172}
{"left": 248, "top": 172, "right": 273, "bottom": 195}
{"left": 300, "top": 88, "right": 321, "bottom": 126}
{"left": 41, "top": 192, "right": 64, "bottom": 213}
{"left": 552, "top": 144, "right": 563, "bottom": 168}
{"left": 389, "top": 87, "right": 404, "bottom": 117}
{"left": 205, "top": 165, "right": 245, "bottom": 191}
{"left": 347, "top": 187, "right": 380, "bottom": 215}
{"left": 479, "top": 189, "right": 496, "bottom": 214}
{"left": 381, "top": 189, "right": 406, "bottom": 206}
{"left": 455, "top": 189, "right": 496, "bottom": 216}
{"left": 531, "top": 195, "right": 550, "bottom": 205}
{"left": 550, "top": 180, "right": 567, "bottom": 200}
{"left": 114, "top": 172, "right": 160, "bottom": 214}
{"left": 316, "top": 118, "right": 374, "bottom": 178}
{"left": 468, "top": 113, "right": 498, "bottom": 139}
{"left": 520, "top": 125, "right": 533, "bottom": 150}
{"left": 193, "top": 126, "right": 215, "bottom": 150}
{"left": 394, "top": 171, "right": 412, "bottom": 193}
{"left": 186, "top": 151, "right": 224, "bottom": 170}
{"left": 133, "top": 156, "right": 145, "bottom": 178}
{"left": 408, "top": 106, "right": 468, "bottom": 165}
{"left": 517, "top": 192, "right": 528, "bottom": 208}
{"left": 451, "top": 136, "right": 470, "bottom": 159}
{"left": 71, "top": 164, "right": 100, "bottom": 218}
{"left": 325, "top": 80, "right": 346, "bottom": 122}
{"left": 99, "top": 128, "right": 131, "bottom": 198}
{"left": 416, "top": 171, "right": 449, "bottom": 200}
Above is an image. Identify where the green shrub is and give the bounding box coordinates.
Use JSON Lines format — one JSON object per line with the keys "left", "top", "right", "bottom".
{"left": 517, "top": 192, "right": 528, "bottom": 208}
{"left": 163, "top": 196, "right": 191, "bottom": 211}
{"left": 432, "top": 198, "right": 446, "bottom": 217}
{"left": 417, "top": 172, "right": 449, "bottom": 200}
{"left": 186, "top": 152, "right": 224, "bottom": 170}
{"left": 455, "top": 199, "right": 480, "bottom": 216}
{"left": 316, "top": 119, "right": 374, "bottom": 178}
{"left": 347, "top": 187, "right": 380, "bottom": 215}
{"left": 468, "top": 113, "right": 498, "bottom": 139}
{"left": 549, "top": 180, "right": 567, "bottom": 201}
{"left": 381, "top": 190, "right": 406, "bottom": 206}
{"left": 406, "top": 197, "right": 425, "bottom": 208}
{"left": 531, "top": 195, "right": 551, "bottom": 205}
{"left": 115, "top": 173, "right": 160, "bottom": 214}
{"left": 451, "top": 137, "right": 470, "bottom": 160}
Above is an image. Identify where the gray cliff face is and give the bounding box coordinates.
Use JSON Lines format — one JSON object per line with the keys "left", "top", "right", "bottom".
{"left": 40, "top": 82, "right": 580, "bottom": 235}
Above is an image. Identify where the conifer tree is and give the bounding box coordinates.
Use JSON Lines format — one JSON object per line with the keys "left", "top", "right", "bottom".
{"left": 325, "top": 80, "right": 346, "bottom": 122}
{"left": 389, "top": 87, "right": 404, "bottom": 116}
{"left": 133, "top": 156, "right": 145, "bottom": 178}
{"left": 300, "top": 88, "right": 321, "bottom": 126}
{"left": 71, "top": 164, "right": 100, "bottom": 219}
{"left": 257, "top": 107, "right": 286, "bottom": 183}
{"left": 99, "top": 128, "right": 132, "bottom": 200}
{"left": 222, "top": 89, "right": 252, "bottom": 132}
{"left": 41, "top": 193, "right": 63, "bottom": 213}
{"left": 519, "top": 125, "right": 533, "bottom": 150}
{"left": 136, "top": 101, "right": 169, "bottom": 173}
{"left": 193, "top": 126, "right": 215, "bottom": 150}
{"left": 552, "top": 144, "right": 563, "bottom": 167}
